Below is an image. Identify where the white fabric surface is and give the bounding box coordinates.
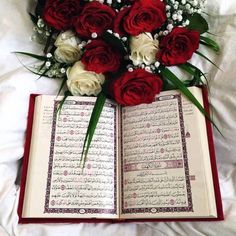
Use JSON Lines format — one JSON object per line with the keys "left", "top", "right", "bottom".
{"left": 0, "top": 0, "right": 236, "bottom": 235}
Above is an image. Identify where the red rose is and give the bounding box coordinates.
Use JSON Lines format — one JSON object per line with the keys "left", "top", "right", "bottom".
{"left": 81, "top": 40, "right": 122, "bottom": 73}
{"left": 110, "top": 69, "right": 163, "bottom": 106}
{"left": 120, "top": 0, "right": 166, "bottom": 36}
{"left": 74, "top": 2, "right": 116, "bottom": 38}
{"left": 43, "top": 0, "right": 81, "bottom": 30}
{"left": 157, "top": 27, "right": 200, "bottom": 66}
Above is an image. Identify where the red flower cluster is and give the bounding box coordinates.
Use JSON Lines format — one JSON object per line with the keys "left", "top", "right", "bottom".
{"left": 43, "top": 0, "right": 166, "bottom": 38}
{"left": 43, "top": 0, "right": 116, "bottom": 38}
{"left": 42, "top": 0, "right": 200, "bottom": 106}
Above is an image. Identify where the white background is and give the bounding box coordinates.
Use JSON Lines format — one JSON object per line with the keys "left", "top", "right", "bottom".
{"left": 1, "top": 0, "right": 236, "bottom": 235}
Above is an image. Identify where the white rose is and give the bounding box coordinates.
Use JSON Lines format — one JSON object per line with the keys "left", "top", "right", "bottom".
{"left": 129, "top": 33, "right": 159, "bottom": 66}
{"left": 54, "top": 30, "right": 82, "bottom": 64}
{"left": 67, "top": 61, "right": 105, "bottom": 96}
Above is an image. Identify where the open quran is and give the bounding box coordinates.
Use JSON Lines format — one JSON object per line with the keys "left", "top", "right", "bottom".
{"left": 18, "top": 86, "right": 223, "bottom": 223}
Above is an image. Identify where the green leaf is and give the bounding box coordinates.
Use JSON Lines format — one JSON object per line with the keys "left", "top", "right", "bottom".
{"left": 159, "top": 66, "right": 221, "bottom": 134}
{"left": 206, "top": 32, "right": 218, "bottom": 37}
{"left": 44, "top": 30, "right": 55, "bottom": 54}
{"left": 184, "top": 62, "right": 211, "bottom": 91}
{"left": 162, "top": 77, "right": 176, "bottom": 91}
{"left": 14, "top": 52, "right": 59, "bottom": 80}
{"left": 14, "top": 54, "right": 46, "bottom": 76}
{"left": 56, "top": 90, "right": 72, "bottom": 115}
{"left": 80, "top": 92, "right": 106, "bottom": 168}
{"left": 38, "top": 61, "right": 46, "bottom": 72}
{"left": 13, "top": 51, "right": 47, "bottom": 61}
{"left": 200, "top": 36, "right": 220, "bottom": 52}
{"left": 195, "top": 51, "right": 221, "bottom": 70}
{"left": 57, "top": 77, "right": 67, "bottom": 97}
{"left": 29, "top": 13, "right": 38, "bottom": 25}
{"left": 187, "top": 13, "right": 209, "bottom": 34}
{"left": 178, "top": 63, "right": 205, "bottom": 86}
{"left": 102, "top": 31, "right": 127, "bottom": 55}
{"left": 36, "top": 67, "right": 52, "bottom": 80}
{"left": 185, "top": 62, "right": 208, "bottom": 81}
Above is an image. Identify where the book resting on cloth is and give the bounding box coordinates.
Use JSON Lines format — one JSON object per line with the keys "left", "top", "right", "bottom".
{"left": 18, "top": 86, "right": 223, "bottom": 223}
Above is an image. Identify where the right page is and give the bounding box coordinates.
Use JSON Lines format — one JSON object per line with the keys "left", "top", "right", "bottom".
{"left": 120, "top": 87, "right": 217, "bottom": 219}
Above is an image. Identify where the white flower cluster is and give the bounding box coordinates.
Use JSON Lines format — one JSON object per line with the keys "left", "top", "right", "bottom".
{"left": 163, "top": 0, "right": 207, "bottom": 35}
{"left": 34, "top": 56, "right": 66, "bottom": 79}
{"left": 31, "top": 18, "right": 51, "bottom": 44}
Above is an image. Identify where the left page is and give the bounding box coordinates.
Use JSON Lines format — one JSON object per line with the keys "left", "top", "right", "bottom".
{"left": 22, "top": 95, "right": 120, "bottom": 219}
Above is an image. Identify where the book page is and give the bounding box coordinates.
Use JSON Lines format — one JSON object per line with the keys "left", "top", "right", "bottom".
{"left": 22, "top": 95, "right": 119, "bottom": 219}
{"left": 120, "top": 87, "right": 217, "bottom": 219}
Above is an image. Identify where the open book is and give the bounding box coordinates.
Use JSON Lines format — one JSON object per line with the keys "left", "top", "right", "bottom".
{"left": 18, "top": 86, "right": 223, "bottom": 223}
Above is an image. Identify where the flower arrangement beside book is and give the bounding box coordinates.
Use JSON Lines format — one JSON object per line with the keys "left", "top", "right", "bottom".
{"left": 16, "top": 0, "right": 220, "bottom": 165}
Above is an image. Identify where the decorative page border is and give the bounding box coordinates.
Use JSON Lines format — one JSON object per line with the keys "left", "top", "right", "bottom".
{"left": 44, "top": 100, "right": 117, "bottom": 215}
{"left": 121, "top": 94, "right": 193, "bottom": 214}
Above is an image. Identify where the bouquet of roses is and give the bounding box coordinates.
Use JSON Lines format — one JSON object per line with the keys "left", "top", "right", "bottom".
{"left": 16, "top": 0, "right": 220, "bottom": 164}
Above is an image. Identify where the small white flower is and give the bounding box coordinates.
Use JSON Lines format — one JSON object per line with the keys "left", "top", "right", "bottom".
{"left": 174, "top": 4, "right": 178, "bottom": 9}
{"left": 166, "top": 5, "right": 171, "bottom": 10}
{"left": 46, "top": 53, "right": 52, "bottom": 58}
{"left": 167, "top": 24, "right": 174, "bottom": 31}
{"left": 172, "top": 13, "right": 178, "bottom": 20}
{"left": 81, "top": 41, "right": 87, "bottom": 46}
{"left": 66, "top": 61, "right": 105, "bottom": 96}
{"left": 185, "top": 3, "right": 191, "bottom": 9}
{"left": 91, "top": 32, "right": 98, "bottom": 38}
{"left": 177, "top": 10, "right": 183, "bottom": 15}
{"left": 37, "top": 19, "right": 45, "bottom": 28}
{"left": 163, "top": 30, "right": 169, "bottom": 36}
{"left": 185, "top": 19, "right": 190, "bottom": 25}
{"left": 193, "top": 0, "right": 198, "bottom": 6}
{"left": 45, "top": 61, "right": 51, "bottom": 68}
{"left": 154, "top": 34, "right": 159, "bottom": 40}
{"left": 129, "top": 33, "right": 159, "bottom": 66}
{"left": 60, "top": 68, "right": 66, "bottom": 74}
{"left": 188, "top": 8, "right": 194, "bottom": 14}
{"left": 154, "top": 61, "right": 160, "bottom": 68}
{"left": 145, "top": 66, "right": 151, "bottom": 72}
{"left": 122, "top": 37, "right": 127, "bottom": 42}
{"left": 177, "top": 15, "right": 183, "bottom": 21}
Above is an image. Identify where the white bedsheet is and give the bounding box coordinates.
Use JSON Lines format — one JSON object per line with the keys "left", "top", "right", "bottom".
{"left": 1, "top": 0, "right": 236, "bottom": 235}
